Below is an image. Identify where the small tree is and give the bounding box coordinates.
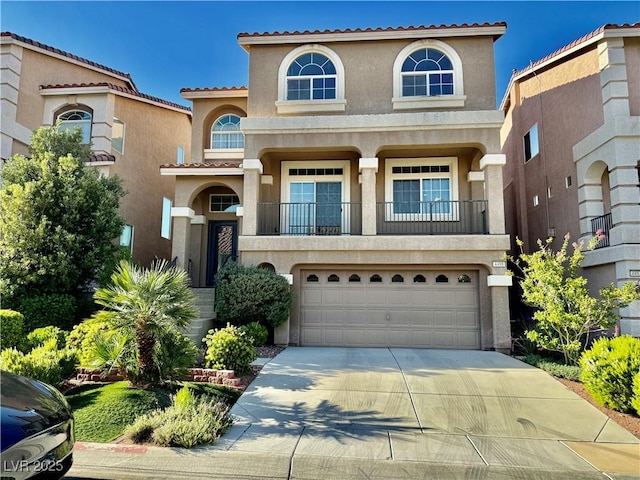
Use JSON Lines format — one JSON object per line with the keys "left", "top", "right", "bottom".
{"left": 0, "top": 125, "right": 125, "bottom": 304}
{"left": 93, "top": 259, "right": 197, "bottom": 386}
{"left": 509, "top": 233, "right": 639, "bottom": 365}
{"left": 215, "top": 262, "right": 293, "bottom": 329}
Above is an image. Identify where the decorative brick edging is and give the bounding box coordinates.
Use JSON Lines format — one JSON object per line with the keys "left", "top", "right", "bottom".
{"left": 75, "top": 367, "right": 242, "bottom": 387}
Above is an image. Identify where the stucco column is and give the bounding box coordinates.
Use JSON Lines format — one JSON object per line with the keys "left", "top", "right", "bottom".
{"left": 359, "top": 157, "right": 378, "bottom": 236}
{"left": 170, "top": 207, "right": 195, "bottom": 270}
{"left": 242, "top": 159, "right": 263, "bottom": 236}
{"left": 487, "top": 274, "right": 513, "bottom": 353}
{"left": 480, "top": 154, "right": 507, "bottom": 235}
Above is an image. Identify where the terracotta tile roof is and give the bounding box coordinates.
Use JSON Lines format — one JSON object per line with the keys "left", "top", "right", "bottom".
{"left": 160, "top": 161, "right": 243, "bottom": 169}
{"left": 40, "top": 82, "right": 191, "bottom": 112}
{"left": 87, "top": 153, "right": 115, "bottom": 163}
{"left": 501, "top": 22, "right": 640, "bottom": 110}
{"left": 180, "top": 86, "right": 248, "bottom": 94}
{"left": 511, "top": 23, "right": 639, "bottom": 78}
{"left": 1, "top": 32, "right": 136, "bottom": 90}
{"left": 238, "top": 22, "right": 507, "bottom": 39}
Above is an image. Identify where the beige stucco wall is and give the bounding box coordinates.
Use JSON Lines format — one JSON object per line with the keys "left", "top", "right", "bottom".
{"left": 108, "top": 95, "right": 191, "bottom": 267}
{"left": 15, "top": 47, "right": 130, "bottom": 131}
{"left": 189, "top": 97, "right": 247, "bottom": 163}
{"left": 501, "top": 47, "right": 604, "bottom": 252}
{"left": 247, "top": 36, "right": 498, "bottom": 117}
{"left": 624, "top": 37, "right": 640, "bottom": 117}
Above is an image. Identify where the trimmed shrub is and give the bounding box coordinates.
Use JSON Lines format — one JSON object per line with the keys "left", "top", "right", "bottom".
{"left": 68, "top": 319, "right": 113, "bottom": 366}
{"left": 632, "top": 372, "right": 640, "bottom": 416}
{"left": 203, "top": 324, "right": 257, "bottom": 376}
{"left": 124, "top": 387, "right": 232, "bottom": 448}
{"left": 522, "top": 354, "right": 582, "bottom": 382}
{"left": 580, "top": 335, "right": 640, "bottom": 413}
{"left": 0, "top": 309, "right": 23, "bottom": 350}
{"left": 0, "top": 340, "right": 78, "bottom": 386}
{"left": 19, "top": 294, "right": 76, "bottom": 331}
{"left": 23, "top": 326, "right": 68, "bottom": 351}
{"left": 215, "top": 262, "right": 293, "bottom": 328}
{"left": 240, "top": 322, "right": 268, "bottom": 347}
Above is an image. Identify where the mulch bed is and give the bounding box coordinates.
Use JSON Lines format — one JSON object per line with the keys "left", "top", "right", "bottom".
{"left": 556, "top": 377, "right": 640, "bottom": 439}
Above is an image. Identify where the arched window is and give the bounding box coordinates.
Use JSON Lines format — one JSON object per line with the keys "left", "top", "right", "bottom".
{"left": 458, "top": 274, "right": 471, "bottom": 283}
{"left": 57, "top": 109, "right": 92, "bottom": 144}
{"left": 392, "top": 274, "right": 404, "bottom": 283}
{"left": 277, "top": 45, "right": 346, "bottom": 114}
{"left": 413, "top": 274, "right": 426, "bottom": 283}
{"left": 211, "top": 114, "right": 244, "bottom": 150}
{"left": 370, "top": 274, "right": 383, "bottom": 283}
{"left": 286, "top": 53, "right": 336, "bottom": 101}
{"left": 436, "top": 274, "right": 449, "bottom": 283}
{"left": 349, "top": 274, "right": 361, "bottom": 283}
{"left": 401, "top": 48, "right": 453, "bottom": 97}
{"left": 306, "top": 274, "right": 319, "bottom": 283}
{"left": 392, "top": 40, "right": 465, "bottom": 110}
{"left": 328, "top": 274, "right": 340, "bottom": 283}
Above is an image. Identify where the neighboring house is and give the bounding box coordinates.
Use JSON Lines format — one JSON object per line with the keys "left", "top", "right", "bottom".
{"left": 164, "top": 23, "right": 513, "bottom": 349}
{"left": 500, "top": 24, "right": 640, "bottom": 335}
{"left": 1, "top": 32, "right": 192, "bottom": 268}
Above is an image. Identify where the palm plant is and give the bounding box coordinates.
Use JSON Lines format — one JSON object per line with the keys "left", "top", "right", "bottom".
{"left": 93, "top": 259, "right": 197, "bottom": 386}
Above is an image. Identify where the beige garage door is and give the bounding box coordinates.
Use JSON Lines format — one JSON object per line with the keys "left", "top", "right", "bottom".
{"left": 300, "top": 270, "right": 480, "bottom": 349}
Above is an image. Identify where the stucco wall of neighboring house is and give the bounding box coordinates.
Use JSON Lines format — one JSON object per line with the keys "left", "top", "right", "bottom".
{"left": 625, "top": 37, "right": 640, "bottom": 117}
{"left": 109, "top": 95, "right": 191, "bottom": 267}
{"left": 501, "top": 47, "right": 605, "bottom": 253}
{"left": 246, "top": 36, "right": 498, "bottom": 117}
{"left": 14, "top": 47, "right": 130, "bottom": 131}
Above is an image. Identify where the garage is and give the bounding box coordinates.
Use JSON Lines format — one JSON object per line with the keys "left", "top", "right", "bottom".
{"left": 300, "top": 270, "right": 480, "bottom": 348}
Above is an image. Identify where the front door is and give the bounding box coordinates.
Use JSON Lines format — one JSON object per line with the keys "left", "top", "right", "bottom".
{"left": 206, "top": 221, "right": 237, "bottom": 286}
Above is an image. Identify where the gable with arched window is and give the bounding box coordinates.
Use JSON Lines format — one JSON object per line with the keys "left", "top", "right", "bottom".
{"left": 211, "top": 114, "right": 244, "bottom": 150}
{"left": 392, "top": 40, "right": 465, "bottom": 110}
{"left": 276, "top": 45, "right": 346, "bottom": 114}
{"left": 57, "top": 108, "right": 92, "bottom": 144}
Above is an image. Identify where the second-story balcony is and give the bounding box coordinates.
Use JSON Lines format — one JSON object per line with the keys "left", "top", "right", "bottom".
{"left": 591, "top": 212, "right": 612, "bottom": 249}
{"left": 256, "top": 200, "right": 488, "bottom": 236}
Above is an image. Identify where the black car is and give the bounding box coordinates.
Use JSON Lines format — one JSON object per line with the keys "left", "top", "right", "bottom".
{"left": 1, "top": 371, "right": 74, "bottom": 480}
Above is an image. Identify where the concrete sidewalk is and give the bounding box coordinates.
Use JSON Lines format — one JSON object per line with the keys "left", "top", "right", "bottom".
{"left": 66, "top": 348, "right": 640, "bottom": 480}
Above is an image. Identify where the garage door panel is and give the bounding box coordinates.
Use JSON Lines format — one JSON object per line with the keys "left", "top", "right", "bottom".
{"left": 301, "top": 270, "right": 480, "bottom": 349}
{"left": 457, "top": 312, "right": 479, "bottom": 328}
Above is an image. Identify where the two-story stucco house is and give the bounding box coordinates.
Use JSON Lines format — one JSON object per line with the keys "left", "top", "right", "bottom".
{"left": 163, "top": 23, "right": 513, "bottom": 350}
{"left": 1, "top": 32, "right": 192, "bottom": 267}
{"left": 501, "top": 23, "right": 640, "bottom": 335}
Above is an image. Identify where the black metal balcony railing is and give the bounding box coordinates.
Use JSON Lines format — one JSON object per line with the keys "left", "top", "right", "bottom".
{"left": 377, "top": 200, "right": 488, "bottom": 235}
{"left": 256, "top": 200, "right": 488, "bottom": 236}
{"left": 257, "top": 203, "right": 362, "bottom": 236}
{"left": 591, "top": 212, "right": 612, "bottom": 249}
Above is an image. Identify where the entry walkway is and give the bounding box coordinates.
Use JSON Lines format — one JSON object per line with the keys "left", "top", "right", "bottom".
{"left": 68, "top": 348, "right": 639, "bottom": 479}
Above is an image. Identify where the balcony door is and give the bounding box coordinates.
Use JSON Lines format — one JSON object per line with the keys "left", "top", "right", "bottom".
{"left": 289, "top": 181, "right": 342, "bottom": 235}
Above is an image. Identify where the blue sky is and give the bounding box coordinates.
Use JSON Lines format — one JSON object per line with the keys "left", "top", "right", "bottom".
{"left": 2, "top": 1, "right": 638, "bottom": 107}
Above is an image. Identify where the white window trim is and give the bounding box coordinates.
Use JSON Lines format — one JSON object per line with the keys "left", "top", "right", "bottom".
{"left": 57, "top": 109, "right": 92, "bottom": 144}
{"left": 211, "top": 114, "right": 245, "bottom": 150}
{"left": 281, "top": 160, "right": 351, "bottom": 234}
{"left": 209, "top": 193, "right": 241, "bottom": 213}
{"left": 111, "top": 117, "right": 125, "bottom": 154}
{"left": 161, "top": 197, "right": 172, "bottom": 239}
{"left": 277, "top": 44, "right": 346, "bottom": 115}
{"left": 523, "top": 123, "right": 540, "bottom": 163}
{"left": 392, "top": 40, "right": 465, "bottom": 111}
{"left": 385, "top": 157, "right": 459, "bottom": 221}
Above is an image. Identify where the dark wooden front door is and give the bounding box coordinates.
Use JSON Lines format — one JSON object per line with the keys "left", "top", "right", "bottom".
{"left": 206, "top": 221, "right": 237, "bottom": 286}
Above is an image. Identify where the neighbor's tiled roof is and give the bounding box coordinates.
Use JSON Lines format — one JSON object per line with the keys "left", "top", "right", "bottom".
{"left": 500, "top": 22, "right": 640, "bottom": 110}
{"left": 1, "top": 32, "right": 136, "bottom": 89}
{"left": 40, "top": 82, "right": 191, "bottom": 112}
{"left": 180, "top": 86, "right": 248, "bottom": 94}
{"left": 160, "top": 161, "right": 243, "bottom": 169}
{"left": 87, "top": 153, "right": 116, "bottom": 163}
{"left": 510, "top": 23, "right": 640, "bottom": 79}
{"left": 238, "top": 22, "right": 507, "bottom": 39}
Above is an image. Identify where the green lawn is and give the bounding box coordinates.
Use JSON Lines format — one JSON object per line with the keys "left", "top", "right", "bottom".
{"left": 66, "top": 381, "right": 241, "bottom": 443}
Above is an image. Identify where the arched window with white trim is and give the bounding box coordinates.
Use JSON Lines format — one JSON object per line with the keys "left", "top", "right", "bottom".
{"left": 392, "top": 40, "right": 465, "bottom": 110}
{"left": 211, "top": 114, "right": 244, "bottom": 149}
{"left": 57, "top": 109, "right": 92, "bottom": 144}
{"left": 276, "top": 45, "right": 346, "bottom": 114}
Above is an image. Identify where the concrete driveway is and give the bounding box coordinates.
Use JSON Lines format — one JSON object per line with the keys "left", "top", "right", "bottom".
{"left": 68, "top": 347, "right": 640, "bottom": 480}
{"left": 220, "top": 347, "right": 639, "bottom": 479}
